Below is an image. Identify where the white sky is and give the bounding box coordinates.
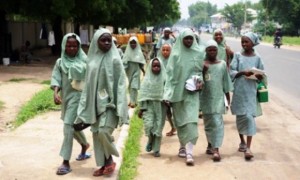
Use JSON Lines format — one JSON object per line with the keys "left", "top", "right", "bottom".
{"left": 178, "top": 0, "right": 260, "bottom": 19}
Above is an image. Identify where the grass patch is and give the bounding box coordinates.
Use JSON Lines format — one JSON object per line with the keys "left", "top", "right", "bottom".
{"left": 119, "top": 109, "right": 144, "bottom": 180}
{"left": 262, "top": 36, "right": 300, "bottom": 46}
{"left": 0, "top": 100, "right": 4, "bottom": 110}
{"left": 41, "top": 80, "right": 51, "bottom": 85}
{"left": 8, "top": 78, "right": 31, "bottom": 82}
{"left": 13, "top": 88, "right": 57, "bottom": 128}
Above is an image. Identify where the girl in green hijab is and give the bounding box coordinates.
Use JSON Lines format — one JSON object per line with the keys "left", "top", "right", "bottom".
{"left": 51, "top": 33, "right": 90, "bottom": 175}
{"left": 76, "top": 28, "right": 128, "bottom": 176}
{"left": 123, "top": 36, "right": 146, "bottom": 108}
{"left": 163, "top": 28, "right": 205, "bottom": 166}
{"left": 213, "top": 29, "right": 234, "bottom": 67}
{"left": 138, "top": 57, "right": 166, "bottom": 157}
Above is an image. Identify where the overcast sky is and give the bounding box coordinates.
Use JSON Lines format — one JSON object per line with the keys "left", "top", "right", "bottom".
{"left": 178, "top": 0, "right": 260, "bottom": 19}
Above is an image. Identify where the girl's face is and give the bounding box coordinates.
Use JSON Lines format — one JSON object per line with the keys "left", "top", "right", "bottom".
{"left": 214, "top": 32, "right": 223, "bottom": 44}
{"left": 161, "top": 45, "right": 171, "bottom": 59}
{"left": 65, "top": 37, "right": 79, "bottom": 57}
{"left": 151, "top": 59, "right": 161, "bottom": 75}
{"left": 206, "top": 46, "right": 218, "bottom": 60}
{"left": 183, "top": 35, "right": 194, "bottom": 48}
{"left": 241, "top": 36, "right": 254, "bottom": 52}
{"left": 130, "top": 40, "right": 137, "bottom": 49}
{"left": 98, "top": 33, "right": 112, "bottom": 52}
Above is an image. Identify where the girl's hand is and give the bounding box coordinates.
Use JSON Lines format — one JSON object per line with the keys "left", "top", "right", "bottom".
{"left": 243, "top": 71, "right": 254, "bottom": 77}
{"left": 255, "top": 74, "right": 263, "bottom": 80}
{"left": 54, "top": 93, "right": 62, "bottom": 105}
{"left": 195, "top": 80, "right": 204, "bottom": 91}
{"left": 138, "top": 110, "right": 143, "bottom": 119}
{"left": 164, "top": 100, "right": 171, "bottom": 107}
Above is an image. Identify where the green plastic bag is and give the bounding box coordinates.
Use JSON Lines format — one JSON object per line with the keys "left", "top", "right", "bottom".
{"left": 257, "top": 82, "right": 268, "bottom": 103}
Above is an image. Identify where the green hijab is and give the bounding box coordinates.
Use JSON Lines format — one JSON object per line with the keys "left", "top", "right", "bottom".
{"left": 60, "top": 33, "right": 87, "bottom": 81}
{"left": 77, "top": 28, "right": 128, "bottom": 125}
{"left": 122, "top": 36, "right": 146, "bottom": 65}
{"left": 213, "top": 29, "right": 226, "bottom": 61}
{"left": 157, "top": 43, "right": 172, "bottom": 68}
{"left": 138, "top": 58, "right": 166, "bottom": 102}
{"left": 163, "top": 28, "right": 204, "bottom": 102}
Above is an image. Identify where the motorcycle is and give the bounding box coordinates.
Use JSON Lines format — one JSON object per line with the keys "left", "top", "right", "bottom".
{"left": 274, "top": 36, "right": 282, "bottom": 48}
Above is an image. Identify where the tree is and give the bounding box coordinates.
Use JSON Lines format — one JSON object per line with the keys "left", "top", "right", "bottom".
{"left": 261, "top": 0, "right": 300, "bottom": 36}
{"left": 188, "top": 1, "right": 217, "bottom": 28}
{"left": 221, "top": 2, "right": 254, "bottom": 32}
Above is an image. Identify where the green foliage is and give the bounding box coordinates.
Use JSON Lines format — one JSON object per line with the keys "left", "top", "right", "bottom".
{"left": 222, "top": 2, "right": 254, "bottom": 30}
{"left": 262, "top": 36, "right": 300, "bottom": 46}
{"left": 13, "top": 88, "right": 57, "bottom": 128}
{"left": 261, "top": 0, "right": 300, "bottom": 36}
{"left": 8, "top": 78, "right": 31, "bottom": 82}
{"left": 188, "top": 1, "right": 217, "bottom": 27}
{"left": 41, "top": 80, "right": 51, "bottom": 85}
{"left": 119, "top": 110, "right": 144, "bottom": 180}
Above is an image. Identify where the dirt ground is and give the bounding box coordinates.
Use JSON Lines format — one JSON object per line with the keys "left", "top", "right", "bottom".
{"left": 1, "top": 47, "right": 300, "bottom": 180}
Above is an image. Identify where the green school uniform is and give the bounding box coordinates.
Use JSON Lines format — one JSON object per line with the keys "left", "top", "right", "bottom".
{"left": 77, "top": 28, "right": 128, "bottom": 166}
{"left": 50, "top": 33, "right": 88, "bottom": 160}
{"left": 163, "top": 29, "right": 205, "bottom": 145}
{"left": 138, "top": 58, "right": 166, "bottom": 152}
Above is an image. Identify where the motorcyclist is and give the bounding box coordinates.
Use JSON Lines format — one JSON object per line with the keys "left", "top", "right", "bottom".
{"left": 274, "top": 28, "right": 283, "bottom": 45}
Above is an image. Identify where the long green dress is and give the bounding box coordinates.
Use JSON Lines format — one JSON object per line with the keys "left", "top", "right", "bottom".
{"left": 77, "top": 28, "right": 128, "bottom": 167}
{"left": 50, "top": 33, "right": 88, "bottom": 161}
{"left": 200, "top": 60, "right": 233, "bottom": 148}
{"left": 163, "top": 29, "right": 205, "bottom": 146}
{"left": 138, "top": 58, "right": 166, "bottom": 153}
{"left": 123, "top": 36, "right": 146, "bottom": 106}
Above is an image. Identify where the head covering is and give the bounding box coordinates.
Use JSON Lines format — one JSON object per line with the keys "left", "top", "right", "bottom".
{"left": 138, "top": 58, "right": 166, "bottom": 102}
{"left": 60, "top": 33, "right": 87, "bottom": 81}
{"left": 77, "top": 28, "right": 128, "bottom": 125}
{"left": 212, "top": 29, "right": 227, "bottom": 61}
{"left": 163, "top": 28, "right": 205, "bottom": 102}
{"left": 122, "top": 36, "right": 145, "bottom": 64}
{"left": 243, "top": 32, "right": 260, "bottom": 46}
{"left": 205, "top": 39, "right": 218, "bottom": 49}
{"left": 157, "top": 43, "right": 172, "bottom": 67}
{"left": 164, "top": 27, "right": 171, "bottom": 32}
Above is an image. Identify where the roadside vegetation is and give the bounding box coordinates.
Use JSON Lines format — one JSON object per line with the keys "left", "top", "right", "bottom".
{"left": 13, "top": 85, "right": 56, "bottom": 128}
{"left": 119, "top": 109, "right": 144, "bottom": 180}
{"left": 8, "top": 78, "right": 32, "bottom": 82}
{"left": 262, "top": 36, "right": 300, "bottom": 46}
{"left": 0, "top": 100, "right": 4, "bottom": 110}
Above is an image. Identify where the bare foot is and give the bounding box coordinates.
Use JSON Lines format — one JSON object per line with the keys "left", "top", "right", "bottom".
{"left": 166, "top": 128, "right": 176, "bottom": 136}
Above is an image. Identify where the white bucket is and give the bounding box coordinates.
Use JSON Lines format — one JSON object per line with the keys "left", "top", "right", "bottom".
{"left": 2, "top": 58, "right": 10, "bottom": 66}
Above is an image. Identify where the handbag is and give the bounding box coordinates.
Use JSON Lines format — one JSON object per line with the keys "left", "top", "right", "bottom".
{"left": 257, "top": 82, "right": 268, "bottom": 103}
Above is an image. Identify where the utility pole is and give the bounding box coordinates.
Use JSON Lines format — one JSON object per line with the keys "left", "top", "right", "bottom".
{"left": 244, "top": 0, "right": 247, "bottom": 25}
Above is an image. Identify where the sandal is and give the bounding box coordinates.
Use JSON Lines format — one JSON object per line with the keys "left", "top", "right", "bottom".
{"left": 178, "top": 147, "right": 186, "bottom": 158}
{"left": 186, "top": 153, "right": 194, "bottom": 166}
{"left": 212, "top": 151, "right": 221, "bottom": 162}
{"left": 56, "top": 164, "right": 72, "bottom": 175}
{"left": 166, "top": 129, "right": 176, "bottom": 136}
{"left": 76, "top": 153, "right": 91, "bottom": 161}
{"left": 103, "top": 162, "right": 116, "bottom": 175}
{"left": 244, "top": 148, "right": 254, "bottom": 160}
{"left": 238, "top": 143, "right": 247, "bottom": 152}
{"left": 145, "top": 143, "right": 152, "bottom": 152}
{"left": 153, "top": 151, "right": 161, "bottom": 157}
{"left": 206, "top": 146, "right": 214, "bottom": 155}
{"left": 93, "top": 166, "right": 105, "bottom": 176}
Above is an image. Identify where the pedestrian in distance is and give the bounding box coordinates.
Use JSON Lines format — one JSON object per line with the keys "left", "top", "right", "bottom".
{"left": 123, "top": 36, "right": 146, "bottom": 108}
{"left": 201, "top": 40, "right": 233, "bottom": 162}
{"left": 156, "top": 27, "right": 176, "bottom": 54}
{"left": 230, "top": 32, "right": 267, "bottom": 160}
{"left": 51, "top": 33, "right": 91, "bottom": 175}
{"left": 213, "top": 29, "right": 234, "bottom": 68}
{"left": 163, "top": 28, "right": 205, "bottom": 166}
{"left": 138, "top": 57, "right": 167, "bottom": 157}
{"left": 76, "top": 28, "right": 128, "bottom": 176}
{"left": 157, "top": 43, "right": 176, "bottom": 137}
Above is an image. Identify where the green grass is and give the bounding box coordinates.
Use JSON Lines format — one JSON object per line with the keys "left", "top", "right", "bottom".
{"left": 41, "top": 80, "right": 51, "bottom": 85}
{"left": 8, "top": 78, "right": 32, "bottom": 82}
{"left": 262, "top": 36, "right": 300, "bottom": 46}
{"left": 0, "top": 100, "right": 4, "bottom": 110}
{"left": 13, "top": 88, "right": 57, "bottom": 128}
{"left": 119, "top": 109, "right": 144, "bottom": 180}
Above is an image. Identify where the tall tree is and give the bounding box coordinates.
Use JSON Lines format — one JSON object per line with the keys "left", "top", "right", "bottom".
{"left": 188, "top": 1, "right": 217, "bottom": 28}
{"left": 261, "top": 0, "right": 300, "bottom": 36}
{"left": 221, "top": 2, "right": 254, "bottom": 31}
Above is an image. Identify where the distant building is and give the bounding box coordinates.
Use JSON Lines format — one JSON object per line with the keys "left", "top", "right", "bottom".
{"left": 210, "top": 13, "right": 231, "bottom": 31}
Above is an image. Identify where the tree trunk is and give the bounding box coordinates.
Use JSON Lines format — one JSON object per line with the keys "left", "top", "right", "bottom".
{"left": 52, "top": 16, "right": 63, "bottom": 55}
